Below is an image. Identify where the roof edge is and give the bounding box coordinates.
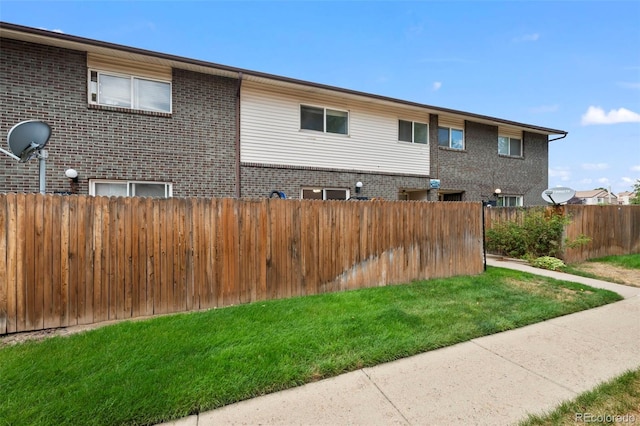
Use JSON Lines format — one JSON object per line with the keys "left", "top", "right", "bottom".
{"left": 1, "top": 21, "right": 568, "bottom": 136}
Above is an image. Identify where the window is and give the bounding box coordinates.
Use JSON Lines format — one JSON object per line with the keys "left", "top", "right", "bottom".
{"left": 90, "top": 180, "right": 172, "bottom": 198}
{"left": 438, "top": 126, "right": 464, "bottom": 150}
{"left": 300, "top": 105, "right": 348, "bottom": 135}
{"left": 301, "top": 188, "right": 349, "bottom": 200}
{"left": 498, "top": 136, "right": 522, "bottom": 157}
{"left": 89, "top": 70, "right": 171, "bottom": 113}
{"left": 399, "top": 120, "right": 428, "bottom": 144}
{"left": 497, "top": 195, "right": 523, "bottom": 207}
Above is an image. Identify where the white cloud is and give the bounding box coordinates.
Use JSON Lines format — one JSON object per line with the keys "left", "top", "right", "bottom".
{"left": 432, "top": 82, "right": 442, "bottom": 91}
{"left": 631, "top": 165, "right": 640, "bottom": 172}
{"left": 579, "top": 178, "right": 593, "bottom": 185}
{"left": 530, "top": 104, "right": 559, "bottom": 113}
{"left": 618, "top": 82, "right": 640, "bottom": 90}
{"left": 597, "top": 177, "right": 610, "bottom": 185}
{"left": 581, "top": 163, "right": 610, "bottom": 171}
{"left": 621, "top": 177, "right": 635, "bottom": 184}
{"left": 581, "top": 106, "right": 640, "bottom": 125}
{"left": 513, "top": 33, "right": 540, "bottom": 42}
{"left": 549, "top": 167, "right": 571, "bottom": 181}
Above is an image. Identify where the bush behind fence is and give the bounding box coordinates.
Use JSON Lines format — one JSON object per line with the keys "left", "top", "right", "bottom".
{"left": 0, "top": 194, "right": 484, "bottom": 335}
{"left": 484, "top": 205, "right": 640, "bottom": 263}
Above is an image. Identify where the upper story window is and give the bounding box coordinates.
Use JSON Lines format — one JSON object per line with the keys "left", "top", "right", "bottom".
{"left": 300, "top": 105, "right": 349, "bottom": 135}
{"left": 399, "top": 120, "right": 428, "bottom": 144}
{"left": 87, "top": 53, "right": 173, "bottom": 114}
{"left": 90, "top": 180, "right": 173, "bottom": 198}
{"left": 438, "top": 126, "right": 464, "bottom": 150}
{"left": 89, "top": 70, "right": 172, "bottom": 113}
{"left": 498, "top": 136, "right": 522, "bottom": 157}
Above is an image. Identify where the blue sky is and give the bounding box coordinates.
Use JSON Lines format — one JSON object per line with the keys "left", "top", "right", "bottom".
{"left": 2, "top": 1, "right": 639, "bottom": 194}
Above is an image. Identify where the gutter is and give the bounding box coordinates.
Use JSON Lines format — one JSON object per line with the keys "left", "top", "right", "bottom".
{"left": 548, "top": 132, "right": 568, "bottom": 142}
{"left": 235, "top": 72, "right": 243, "bottom": 198}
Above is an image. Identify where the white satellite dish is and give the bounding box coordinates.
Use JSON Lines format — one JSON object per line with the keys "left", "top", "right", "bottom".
{"left": 541, "top": 187, "right": 575, "bottom": 205}
{"left": 1, "top": 120, "right": 52, "bottom": 194}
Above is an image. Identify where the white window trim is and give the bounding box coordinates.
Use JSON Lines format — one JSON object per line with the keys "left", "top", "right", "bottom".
{"left": 300, "top": 104, "right": 350, "bottom": 136}
{"left": 89, "top": 179, "right": 173, "bottom": 198}
{"left": 438, "top": 126, "right": 465, "bottom": 150}
{"left": 497, "top": 195, "right": 523, "bottom": 207}
{"left": 300, "top": 187, "right": 351, "bottom": 200}
{"left": 398, "top": 120, "right": 429, "bottom": 144}
{"left": 88, "top": 69, "right": 173, "bottom": 113}
{"left": 498, "top": 135, "right": 523, "bottom": 157}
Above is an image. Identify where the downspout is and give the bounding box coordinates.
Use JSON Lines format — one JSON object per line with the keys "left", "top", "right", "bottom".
{"left": 482, "top": 202, "right": 487, "bottom": 271}
{"left": 235, "top": 72, "right": 243, "bottom": 198}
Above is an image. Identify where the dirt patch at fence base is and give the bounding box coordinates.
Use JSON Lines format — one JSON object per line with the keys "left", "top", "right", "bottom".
{"left": 0, "top": 315, "right": 164, "bottom": 347}
{"left": 0, "top": 323, "right": 103, "bottom": 347}
{"left": 574, "top": 262, "right": 640, "bottom": 287}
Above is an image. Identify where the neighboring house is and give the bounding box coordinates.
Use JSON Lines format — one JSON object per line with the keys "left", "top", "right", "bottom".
{"left": 1, "top": 22, "right": 567, "bottom": 205}
{"left": 617, "top": 191, "right": 635, "bottom": 205}
{"left": 574, "top": 189, "right": 618, "bottom": 205}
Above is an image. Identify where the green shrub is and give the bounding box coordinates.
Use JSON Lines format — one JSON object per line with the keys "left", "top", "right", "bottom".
{"left": 530, "top": 256, "right": 566, "bottom": 271}
{"left": 486, "top": 207, "right": 584, "bottom": 259}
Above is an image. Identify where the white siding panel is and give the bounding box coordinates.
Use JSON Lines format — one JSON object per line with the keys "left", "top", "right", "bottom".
{"left": 88, "top": 53, "right": 172, "bottom": 80}
{"left": 241, "top": 82, "right": 430, "bottom": 176}
{"left": 438, "top": 116, "right": 465, "bottom": 129}
{"left": 498, "top": 126, "right": 522, "bottom": 139}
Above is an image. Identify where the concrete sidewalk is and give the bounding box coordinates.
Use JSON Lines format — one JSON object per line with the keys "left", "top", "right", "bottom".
{"left": 162, "top": 260, "right": 640, "bottom": 426}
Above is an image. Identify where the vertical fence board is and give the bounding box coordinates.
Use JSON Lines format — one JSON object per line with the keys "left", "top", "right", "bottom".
{"left": 14, "top": 195, "right": 26, "bottom": 331}
{"left": 105, "top": 197, "right": 117, "bottom": 321}
{"left": 150, "top": 200, "right": 161, "bottom": 315}
{"left": 23, "top": 194, "right": 38, "bottom": 330}
{"left": 140, "top": 197, "right": 152, "bottom": 317}
{"left": 93, "top": 197, "right": 106, "bottom": 323}
{"left": 42, "top": 196, "right": 56, "bottom": 329}
{"left": 175, "top": 198, "right": 187, "bottom": 312}
{"left": 77, "top": 196, "right": 92, "bottom": 324}
{"left": 0, "top": 195, "right": 11, "bottom": 334}
{"left": 185, "top": 198, "right": 196, "bottom": 311}
{"left": 0, "top": 196, "right": 6, "bottom": 334}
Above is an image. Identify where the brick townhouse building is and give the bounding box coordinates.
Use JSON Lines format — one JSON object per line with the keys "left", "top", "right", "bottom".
{"left": 0, "top": 22, "right": 566, "bottom": 205}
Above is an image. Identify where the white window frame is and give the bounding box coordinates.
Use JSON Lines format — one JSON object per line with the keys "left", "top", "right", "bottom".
{"left": 498, "top": 136, "right": 523, "bottom": 157}
{"left": 398, "top": 120, "right": 429, "bottom": 144}
{"left": 88, "top": 69, "right": 172, "bottom": 113}
{"left": 89, "top": 179, "right": 173, "bottom": 198}
{"left": 300, "top": 187, "right": 350, "bottom": 200}
{"left": 300, "top": 105, "right": 349, "bottom": 135}
{"left": 497, "top": 195, "right": 523, "bottom": 207}
{"left": 437, "top": 126, "right": 465, "bottom": 150}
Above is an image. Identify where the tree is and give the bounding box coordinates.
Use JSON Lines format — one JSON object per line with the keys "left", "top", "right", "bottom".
{"left": 631, "top": 179, "right": 640, "bottom": 205}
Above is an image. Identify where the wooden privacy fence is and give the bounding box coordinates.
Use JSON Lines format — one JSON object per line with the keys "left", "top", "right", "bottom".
{"left": 484, "top": 205, "right": 640, "bottom": 263}
{"left": 0, "top": 194, "right": 484, "bottom": 335}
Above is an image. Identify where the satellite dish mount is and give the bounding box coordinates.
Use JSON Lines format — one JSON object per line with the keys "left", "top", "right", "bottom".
{"left": 1, "top": 120, "right": 52, "bottom": 194}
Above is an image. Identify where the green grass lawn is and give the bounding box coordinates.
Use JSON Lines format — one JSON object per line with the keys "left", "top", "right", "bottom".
{"left": 0, "top": 267, "right": 623, "bottom": 426}
{"left": 520, "top": 368, "right": 640, "bottom": 425}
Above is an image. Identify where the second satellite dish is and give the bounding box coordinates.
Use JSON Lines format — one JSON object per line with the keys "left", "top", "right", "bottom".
{"left": 541, "top": 187, "right": 575, "bottom": 205}
{"left": 7, "top": 120, "right": 52, "bottom": 163}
